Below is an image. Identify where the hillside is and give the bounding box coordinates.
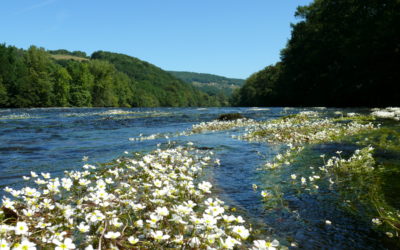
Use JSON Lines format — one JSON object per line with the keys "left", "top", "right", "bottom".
{"left": 168, "top": 71, "right": 244, "bottom": 98}
{"left": 0, "top": 45, "right": 221, "bottom": 108}
{"left": 91, "top": 51, "right": 220, "bottom": 107}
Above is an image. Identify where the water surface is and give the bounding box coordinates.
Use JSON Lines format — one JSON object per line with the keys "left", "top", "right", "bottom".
{"left": 0, "top": 107, "right": 396, "bottom": 249}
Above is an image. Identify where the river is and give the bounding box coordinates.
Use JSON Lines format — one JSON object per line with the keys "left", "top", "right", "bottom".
{"left": 0, "top": 107, "right": 397, "bottom": 249}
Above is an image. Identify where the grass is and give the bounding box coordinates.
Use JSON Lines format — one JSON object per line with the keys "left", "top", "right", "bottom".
{"left": 51, "top": 54, "right": 89, "bottom": 62}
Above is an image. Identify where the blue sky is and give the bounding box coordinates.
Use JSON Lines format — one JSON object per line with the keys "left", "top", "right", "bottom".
{"left": 1, "top": 0, "right": 313, "bottom": 79}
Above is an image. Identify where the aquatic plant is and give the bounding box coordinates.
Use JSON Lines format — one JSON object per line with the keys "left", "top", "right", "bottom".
{"left": 239, "top": 113, "right": 376, "bottom": 144}
{"left": 191, "top": 118, "right": 258, "bottom": 134}
{"left": 292, "top": 147, "right": 400, "bottom": 238}
{"left": 262, "top": 144, "right": 304, "bottom": 170}
{"left": 0, "top": 144, "right": 279, "bottom": 249}
{"left": 371, "top": 107, "right": 400, "bottom": 121}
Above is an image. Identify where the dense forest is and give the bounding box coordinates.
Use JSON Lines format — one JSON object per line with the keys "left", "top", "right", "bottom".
{"left": 169, "top": 71, "right": 244, "bottom": 106}
{"left": 233, "top": 0, "right": 400, "bottom": 107}
{"left": 0, "top": 45, "right": 221, "bottom": 108}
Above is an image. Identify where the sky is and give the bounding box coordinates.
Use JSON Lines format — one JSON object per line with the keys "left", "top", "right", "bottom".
{"left": 1, "top": 0, "right": 313, "bottom": 79}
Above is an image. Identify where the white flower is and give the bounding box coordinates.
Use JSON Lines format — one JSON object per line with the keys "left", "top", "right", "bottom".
{"left": 54, "top": 238, "right": 76, "bottom": 250}
{"left": 155, "top": 206, "right": 169, "bottom": 217}
{"left": 42, "top": 198, "right": 55, "bottom": 210}
{"left": 291, "top": 174, "right": 297, "bottom": 180}
{"left": 386, "top": 232, "right": 394, "bottom": 238}
{"left": 198, "top": 181, "right": 212, "bottom": 193}
{"left": 61, "top": 178, "right": 73, "bottom": 191}
{"left": 14, "top": 221, "right": 29, "bottom": 235}
{"left": 77, "top": 223, "right": 90, "bottom": 233}
{"left": 151, "top": 230, "right": 170, "bottom": 241}
{"left": 0, "top": 224, "right": 13, "bottom": 234}
{"left": 78, "top": 179, "right": 91, "bottom": 186}
{"left": 41, "top": 172, "right": 51, "bottom": 179}
{"left": 207, "top": 205, "right": 225, "bottom": 216}
{"left": 232, "top": 225, "right": 250, "bottom": 239}
{"left": 104, "top": 231, "right": 121, "bottom": 239}
{"left": 325, "top": 220, "right": 332, "bottom": 225}
{"left": 372, "top": 218, "right": 382, "bottom": 225}
{"left": 252, "top": 239, "right": 279, "bottom": 250}
{"left": 13, "top": 238, "right": 36, "bottom": 250}
{"left": 261, "top": 190, "right": 272, "bottom": 198}
{"left": 128, "top": 236, "right": 139, "bottom": 244}
{"left": 173, "top": 235, "right": 184, "bottom": 244}
{"left": 220, "top": 236, "right": 240, "bottom": 249}
{"left": 22, "top": 209, "right": 35, "bottom": 217}
{"left": 111, "top": 218, "right": 123, "bottom": 228}
{"left": 134, "top": 219, "right": 143, "bottom": 228}
{"left": 0, "top": 239, "right": 10, "bottom": 250}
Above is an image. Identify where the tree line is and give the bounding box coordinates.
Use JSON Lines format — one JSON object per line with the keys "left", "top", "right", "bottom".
{"left": 0, "top": 45, "right": 222, "bottom": 108}
{"left": 232, "top": 0, "right": 400, "bottom": 107}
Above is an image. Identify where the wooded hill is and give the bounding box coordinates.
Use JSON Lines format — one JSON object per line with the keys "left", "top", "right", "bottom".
{"left": 0, "top": 45, "right": 222, "bottom": 108}
{"left": 169, "top": 71, "right": 244, "bottom": 106}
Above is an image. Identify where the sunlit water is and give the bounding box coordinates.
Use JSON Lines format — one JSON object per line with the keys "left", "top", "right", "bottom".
{"left": 0, "top": 107, "right": 397, "bottom": 249}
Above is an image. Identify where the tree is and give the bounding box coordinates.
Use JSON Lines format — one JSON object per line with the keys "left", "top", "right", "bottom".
{"left": 14, "top": 46, "right": 54, "bottom": 107}
{"left": 234, "top": 0, "right": 400, "bottom": 107}
{"left": 52, "top": 66, "right": 71, "bottom": 106}
{"left": 67, "top": 61, "right": 93, "bottom": 107}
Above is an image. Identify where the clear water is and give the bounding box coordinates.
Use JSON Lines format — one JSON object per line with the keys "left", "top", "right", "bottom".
{"left": 0, "top": 107, "right": 395, "bottom": 249}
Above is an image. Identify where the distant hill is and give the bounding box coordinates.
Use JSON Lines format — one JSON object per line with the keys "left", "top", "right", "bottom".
{"left": 168, "top": 71, "right": 244, "bottom": 98}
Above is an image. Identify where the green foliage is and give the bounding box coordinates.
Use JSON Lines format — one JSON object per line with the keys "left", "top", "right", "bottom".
{"left": 233, "top": 0, "right": 400, "bottom": 107}
{"left": 52, "top": 66, "right": 71, "bottom": 106}
{"left": 91, "top": 51, "right": 221, "bottom": 107}
{"left": 232, "top": 64, "right": 281, "bottom": 106}
{"left": 0, "top": 81, "right": 7, "bottom": 106}
{"left": 0, "top": 44, "right": 219, "bottom": 108}
{"left": 169, "top": 71, "right": 244, "bottom": 106}
{"left": 168, "top": 71, "right": 244, "bottom": 87}
{"left": 48, "top": 49, "right": 88, "bottom": 58}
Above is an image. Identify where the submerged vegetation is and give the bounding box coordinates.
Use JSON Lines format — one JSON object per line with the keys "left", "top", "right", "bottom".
{"left": 248, "top": 109, "right": 400, "bottom": 244}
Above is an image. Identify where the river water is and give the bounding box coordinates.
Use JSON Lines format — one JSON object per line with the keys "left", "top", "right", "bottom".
{"left": 0, "top": 107, "right": 396, "bottom": 249}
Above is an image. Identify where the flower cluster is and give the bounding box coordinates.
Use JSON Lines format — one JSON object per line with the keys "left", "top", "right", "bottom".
{"left": 0, "top": 144, "right": 278, "bottom": 249}
{"left": 191, "top": 118, "right": 258, "bottom": 134}
{"left": 238, "top": 113, "right": 376, "bottom": 144}
{"left": 371, "top": 107, "right": 400, "bottom": 121}
{"left": 263, "top": 144, "right": 304, "bottom": 170}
